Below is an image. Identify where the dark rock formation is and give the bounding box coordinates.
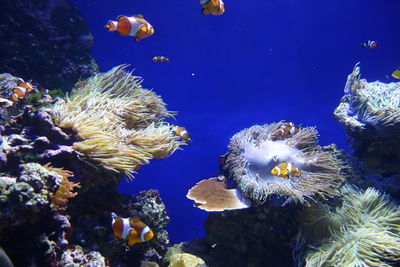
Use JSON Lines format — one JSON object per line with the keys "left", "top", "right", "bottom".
{"left": 0, "top": 0, "right": 99, "bottom": 91}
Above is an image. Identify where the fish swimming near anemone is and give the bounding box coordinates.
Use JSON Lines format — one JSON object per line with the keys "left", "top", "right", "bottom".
{"left": 172, "top": 126, "right": 191, "bottom": 144}
{"left": 271, "top": 162, "right": 302, "bottom": 179}
{"left": 361, "top": 40, "right": 377, "bottom": 50}
{"left": 111, "top": 212, "right": 154, "bottom": 246}
{"left": 105, "top": 14, "right": 154, "bottom": 41}
{"left": 152, "top": 56, "right": 171, "bottom": 63}
{"left": 271, "top": 122, "right": 300, "bottom": 140}
{"left": 200, "top": 0, "right": 225, "bottom": 15}
{"left": 11, "top": 78, "right": 35, "bottom": 101}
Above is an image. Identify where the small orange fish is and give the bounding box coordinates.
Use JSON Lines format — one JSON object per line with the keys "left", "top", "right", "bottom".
{"left": 11, "top": 86, "right": 27, "bottom": 101}
{"left": 152, "top": 56, "right": 171, "bottom": 63}
{"left": 361, "top": 40, "right": 377, "bottom": 50}
{"left": 105, "top": 15, "right": 154, "bottom": 41}
{"left": 172, "top": 126, "right": 191, "bottom": 144}
{"left": 272, "top": 122, "right": 300, "bottom": 140}
{"left": 18, "top": 78, "right": 34, "bottom": 92}
{"left": 200, "top": 0, "right": 225, "bottom": 15}
{"left": 271, "top": 162, "right": 301, "bottom": 179}
{"left": 111, "top": 212, "right": 154, "bottom": 246}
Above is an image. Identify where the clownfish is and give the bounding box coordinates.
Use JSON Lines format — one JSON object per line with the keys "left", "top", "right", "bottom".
{"left": 11, "top": 79, "right": 35, "bottom": 101}
{"left": 272, "top": 122, "right": 300, "bottom": 140}
{"left": 152, "top": 56, "right": 171, "bottom": 63}
{"left": 361, "top": 40, "right": 377, "bottom": 50}
{"left": 271, "top": 162, "right": 301, "bottom": 179}
{"left": 200, "top": 0, "right": 225, "bottom": 15}
{"left": 111, "top": 212, "right": 154, "bottom": 246}
{"left": 172, "top": 126, "right": 191, "bottom": 144}
{"left": 105, "top": 15, "right": 154, "bottom": 42}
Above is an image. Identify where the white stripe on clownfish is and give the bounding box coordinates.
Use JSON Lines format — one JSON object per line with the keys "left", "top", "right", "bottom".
{"left": 126, "top": 16, "right": 143, "bottom": 36}
{"left": 140, "top": 226, "right": 150, "bottom": 241}
{"left": 121, "top": 217, "right": 132, "bottom": 239}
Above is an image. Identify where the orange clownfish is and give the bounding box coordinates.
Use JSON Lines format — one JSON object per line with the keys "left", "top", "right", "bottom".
{"left": 200, "top": 0, "right": 225, "bottom": 15}
{"left": 11, "top": 79, "right": 35, "bottom": 101}
{"left": 271, "top": 162, "right": 301, "bottom": 179}
{"left": 18, "top": 78, "right": 34, "bottom": 93}
{"left": 172, "top": 126, "right": 191, "bottom": 144}
{"left": 111, "top": 212, "right": 154, "bottom": 246}
{"left": 152, "top": 56, "right": 171, "bottom": 63}
{"left": 272, "top": 122, "right": 300, "bottom": 140}
{"left": 105, "top": 14, "right": 154, "bottom": 41}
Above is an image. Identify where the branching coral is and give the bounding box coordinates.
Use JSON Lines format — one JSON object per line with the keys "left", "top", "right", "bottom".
{"left": 51, "top": 65, "right": 185, "bottom": 180}
{"left": 303, "top": 185, "right": 400, "bottom": 267}
{"left": 225, "top": 121, "right": 344, "bottom": 205}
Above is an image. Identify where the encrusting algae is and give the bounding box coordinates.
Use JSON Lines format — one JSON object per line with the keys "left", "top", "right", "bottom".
{"left": 50, "top": 65, "right": 186, "bottom": 180}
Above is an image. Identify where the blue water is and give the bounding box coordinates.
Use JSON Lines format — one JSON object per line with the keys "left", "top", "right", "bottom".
{"left": 70, "top": 0, "right": 400, "bottom": 243}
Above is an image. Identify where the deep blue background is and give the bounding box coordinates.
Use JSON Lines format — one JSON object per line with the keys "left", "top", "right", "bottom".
{"left": 70, "top": 0, "right": 400, "bottom": 243}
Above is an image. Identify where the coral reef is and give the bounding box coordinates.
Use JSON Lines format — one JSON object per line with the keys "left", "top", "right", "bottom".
{"left": 335, "top": 64, "right": 400, "bottom": 174}
{"left": 0, "top": 163, "right": 69, "bottom": 232}
{"left": 300, "top": 185, "right": 400, "bottom": 267}
{"left": 187, "top": 177, "right": 251, "bottom": 211}
{"left": 0, "top": 0, "right": 99, "bottom": 90}
{"left": 60, "top": 245, "right": 107, "bottom": 267}
{"left": 0, "top": 66, "right": 185, "bottom": 266}
{"left": 51, "top": 65, "right": 185, "bottom": 180}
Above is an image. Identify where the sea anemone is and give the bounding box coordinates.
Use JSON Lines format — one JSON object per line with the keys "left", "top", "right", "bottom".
{"left": 303, "top": 185, "right": 400, "bottom": 267}
{"left": 51, "top": 65, "right": 185, "bottom": 180}
{"left": 224, "top": 121, "right": 344, "bottom": 205}
{"left": 336, "top": 63, "right": 400, "bottom": 136}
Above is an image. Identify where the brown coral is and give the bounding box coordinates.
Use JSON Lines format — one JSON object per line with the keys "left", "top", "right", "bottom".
{"left": 186, "top": 177, "right": 251, "bottom": 212}
{"left": 43, "top": 163, "right": 80, "bottom": 210}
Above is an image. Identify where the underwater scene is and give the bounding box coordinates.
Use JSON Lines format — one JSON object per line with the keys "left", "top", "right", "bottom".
{"left": 0, "top": 0, "right": 400, "bottom": 266}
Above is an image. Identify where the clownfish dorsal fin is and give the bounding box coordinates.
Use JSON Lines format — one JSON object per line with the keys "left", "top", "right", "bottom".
{"left": 134, "top": 14, "right": 144, "bottom": 19}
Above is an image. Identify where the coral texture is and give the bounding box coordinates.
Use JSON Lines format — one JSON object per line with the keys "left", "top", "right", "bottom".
{"left": 51, "top": 65, "right": 185, "bottom": 180}
{"left": 60, "top": 245, "right": 107, "bottom": 267}
{"left": 167, "top": 253, "right": 207, "bottom": 267}
{"left": 186, "top": 177, "right": 251, "bottom": 211}
{"left": 0, "top": 0, "right": 99, "bottom": 90}
{"left": 0, "top": 163, "right": 66, "bottom": 231}
{"left": 224, "top": 122, "right": 344, "bottom": 205}
{"left": 303, "top": 185, "right": 400, "bottom": 267}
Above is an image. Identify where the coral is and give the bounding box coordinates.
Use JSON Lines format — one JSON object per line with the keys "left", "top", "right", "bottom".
{"left": 60, "top": 245, "right": 107, "bottom": 267}
{"left": 224, "top": 121, "right": 344, "bottom": 205}
{"left": 43, "top": 162, "right": 81, "bottom": 210}
{"left": 302, "top": 185, "right": 400, "bottom": 267}
{"left": 0, "top": 0, "right": 99, "bottom": 90}
{"left": 186, "top": 177, "right": 251, "bottom": 211}
{"left": 167, "top": 253, "right": 207, "bottom": 267}
{"left": 51, "top": 65, "right": 185, "bottom": 180}
{"left": 0, "top": 163, "right": 66, "bottom": 231}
